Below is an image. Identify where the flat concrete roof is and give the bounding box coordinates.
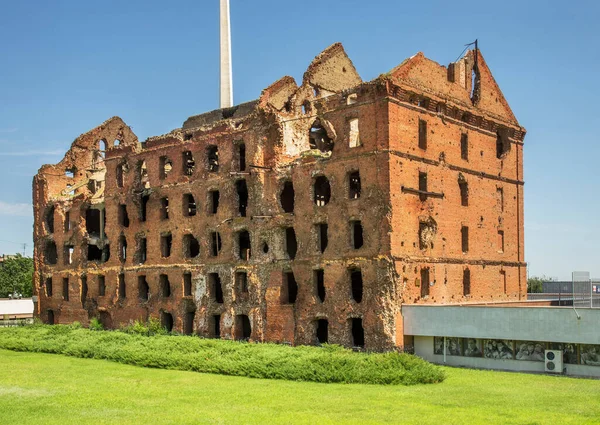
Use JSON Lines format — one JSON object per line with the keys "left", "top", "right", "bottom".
{"left": 0, "top": 299, "right": 34, "bottom": 316}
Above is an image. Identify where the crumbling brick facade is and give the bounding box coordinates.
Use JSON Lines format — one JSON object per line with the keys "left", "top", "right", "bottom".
{"left": 33, "top": 43, "right": 526, "bottom": 350}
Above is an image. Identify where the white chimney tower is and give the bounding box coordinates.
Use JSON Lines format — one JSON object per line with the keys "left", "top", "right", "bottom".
{"left": 220, "top": 0, "right": 233, "bottom": 108}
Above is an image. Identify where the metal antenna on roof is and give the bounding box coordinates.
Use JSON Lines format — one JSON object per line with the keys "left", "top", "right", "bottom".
{"left": 220, "top": 0, "right": 233, "bottom": 109}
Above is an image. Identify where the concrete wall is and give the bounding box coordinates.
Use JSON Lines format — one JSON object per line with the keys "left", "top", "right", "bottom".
{"left": 415, "top": 336, "right": 600, "bottom": 378}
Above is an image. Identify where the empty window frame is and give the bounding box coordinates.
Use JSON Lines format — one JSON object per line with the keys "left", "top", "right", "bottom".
{"left": 160, "top": 233, "right": 172, "bottom": 258}
{"left": 81, "top": 276, "right": 88, "bottom": 306}
{"left": 236, "top": 180, "right": 248, "bottom": 217}
{"left": 183, "top": 151, "right": 195, "bottom": 176}
{"left": 235, "top": 271, "right": 248, "bottom": 296}
{"left": 161, "top": 311, "right": 174, "bottom": 332}
{"left": 314, "top": 176, "right": 331, "bottom": 206}
{"left": 87, "top": 244, "right": 102, "bottom": 262}
{"left": 314, "top": 269, "right": 325, "bottom": 302}
{"left": 160, "top": 197, "right": 169, "bottom": 220}
{"left": 118, "top": 235, "right": 127, "bottom": 262}
{"left": 348, "top": 171, "right": 361, "bottom": 199}
{"left": 237, "top": 143, "right": 246, "bottom": 171}
{"left": 209, "top": 273, "right": 223, "bottom": 303}
{"left": 418, "top": 119, "right": 427, "bottom": 150}
{"left": 183, "top": 194, "right": 197, "bottom": 217}
{"left": 116, "top": 162, "right": 126, "bottom": 188}
{"left": 459, "top": 179, "right": 469, "bottom": 207}
{"left": 159, "top": 156, "right": 172, "bottom": 179}
{"left": 316, "top": 319, "right": 328, "bottom": 344}
{"left": 463, "top": 269, "right": 471, "bottom": 296}
{"left": 136, "top": 237, "right": 147, "bottom": 264}
{"left": 350, "top": 268, "right": 363, "bottom": 303}
{"left": 460, "top": 133, "right": 469, "bottom": 161}
{"left": 160, "top": 274, "right": 171, "bottom": 298}
{"left": 64, "top": 211, "right": 71, "bottom": 232}
{"left": 140, "top": 194, "right": 150, "bottom": 222}
{"left": 208, "top": 190, "right": 220, "bottom": 214}
{"left": 86, "top": 208, "right": 101, "bottom": 236}
{"left": 183, "top": 272, "right": 192, "bottom": 296}
{"left": 496, "top": 128, "right": 510, "bottom": 159}
{"left": 420, "top": 268, "right": 430, "bottom": 298}
{"left": 45, "top": 277, "right": 53, "bottom": 297}
{"left": 316, "top": 223, "right": 328, "bottom": 253}
{"left": 461, "top": 226, "right": 469, "bottom": 253}
{"left": 212, "top": 314, "right": 221, "bottom": 338}
{"left": 280, "top": 181, "right": 295, "bottom": 213}
{"left": 349, "top": 118, "right": 360, "bottom": 148}
{"left": 210, "top": 232, "right": 222, "bottom": 257}
{"left": 64, "top": 245, "right": 74, "bottom": 265}
{"left": 238, "top": 230, "right": 251, "bottom": 260}
{"left": 350, "top": 318, "right": 365, "bottom": 348}
{"left": 282, "top": 271, "right": 298, "bottom": 304}
{"left": 45, "top": 206, "right": 55, "bottom": 234}
{"left": 498, "top": 230, "right": 505, "bottom": 253}
{"left": 118, "top": 273, "right": 126, "bottom": 299}
{"left": 207, "top": 146, "right": 219, "bottom": 172}
{"left": 118, "top": 204, "right": 130, "bottom": 228}
{"left": 285, "top": 227, "right": 297, "bottom": 259}
{"left": 62, "top": 278, "right": 69, "bottom": 301}
{"left": 98, "top": 275, "right": 106, "bottom": 296}
{"left": 419, "top": 172, "right": 428, "bottom": 201}
{"left": 44, "top": 241, "right": 58, "bottom": 265}
{"left": 47, "top": 310, "right": 55, "bottom": 325}
{"left": 183, "top": 234, "right": 200, "bottom": 258}
{"left": 184, "top": 311, "right": 195, "bottom": 335}
{"left": 138, "top": 276, "right": 149, "bottom": 301}
{"left": 351, "top": 220, "right": 364, "bottom": 249}
{"left": 309, "top": 119, "right": 333, "bottom": 153}
{"left": 235, "top": 314, "right": 251, "bottom": 340}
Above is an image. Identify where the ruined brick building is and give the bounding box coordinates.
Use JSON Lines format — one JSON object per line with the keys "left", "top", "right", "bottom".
{"left": 33, "top": 43, "right": 526, "bottom": 350}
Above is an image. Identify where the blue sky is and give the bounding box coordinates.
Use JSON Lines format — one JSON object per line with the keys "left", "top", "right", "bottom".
{"left": 0, "top": 0, "right": 598, "bottom": 279}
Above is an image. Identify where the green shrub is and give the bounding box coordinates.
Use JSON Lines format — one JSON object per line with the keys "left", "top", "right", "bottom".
{"left": 0, "top": 326, "right": 445, "bottom": 386}
{"left": 89, "top": 318, "right": 103, "bottom": 331}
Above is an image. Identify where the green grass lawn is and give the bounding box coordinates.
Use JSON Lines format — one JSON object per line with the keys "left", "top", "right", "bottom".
{"left": 0, "top": 349, "right": 598, "bottom": 424}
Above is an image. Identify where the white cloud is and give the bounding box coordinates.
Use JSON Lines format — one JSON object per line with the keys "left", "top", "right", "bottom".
{"left": 0, "top": 201, "right": 32, "bottom": 217}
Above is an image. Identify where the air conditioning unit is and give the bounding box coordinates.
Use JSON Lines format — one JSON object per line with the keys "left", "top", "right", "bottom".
{"left": 545, "top": 350, "right": 563, "bottom": 373}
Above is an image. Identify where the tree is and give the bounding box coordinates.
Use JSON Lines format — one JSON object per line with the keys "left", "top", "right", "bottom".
{"left": 527, "top": 276, "right": 544, "bottom": 293}
{"left": 0, "top": 255, "right": 33, "bottom": 298}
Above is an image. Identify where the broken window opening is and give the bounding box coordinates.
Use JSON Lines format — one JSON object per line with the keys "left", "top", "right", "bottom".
{"left": 313, "top": 176, "right": 331, "bottom": 206}
{"left": 64, "top": 245, "right": 74, "bottom": 265}
{"left": 236, "top": 271, "right": 248, "bottom": 296}
{"left": 183, "top": 272, "right": 192, "bottom": 296}
{"left": 47, "top": 310, "right": 55, "bottom": 325}
{"left": 496, "top": 128, "right": 510, "bottom": 159}
{"left": 183, "top": 193, "right": 196, "bottom": 217}
{"left": 81, "top": 276, "right": 88, "bottom": 306}
{"left": 138, "top": 276, "right": 149, "bottom": 301}
{"left": 140, "top": 194, "right": 150, "bottom": 222}
{"left": 160, "top": 197, "right": 169, "bottom": 220}
{"left": 184, "top": 311, "right": 195, "bottom": 335}
{"left": 65, "top": 168, "right": 75, "bottom": 178}
{"left": 183, "top": 234, "right": 200, "bottom": 259}
{"left": 461, "top": 134, "right": 469, "bottom": 161}
{"left": 236, "top": 180, "right": 248, "bottom": 217}
{"left": 420, "top": 268, "right": 430, "bottom": 298}
{"left": 314, "top": 269, "right": 325, "bottom": 303}
{"left": 212, "top": 314, "right": 222, "bottom": 338}
{"left": 285, "top": 227, "right": 297, "bottom": 259}
{"left": 208, "top": 190, "right": 220, "bottom": 215}
{"left": 316, "top": 319, "right": 328, "bottom": 344}
{"left": 436, "top": 102, "right": 446, "bottom": 115}
{"left": 262, "top": 242, "right": 269, "bottom": 254}
{"left": 118, "top": 204, "right": 130, "bottom": 228}
{"left": 118, "top": 273, "right": 126, "bottom": 299}
{"left": 309, "top": 119, "right": 333, "bottom": 153}
{"left": 207, "top": 146, "right": 219, "bottom": 172}
{"left": 238, "top": 143, "right": 246, "bottom": 171}
{"left": 349, "top": 118, "right": 360, "bottom": 148}
{"left": 282, "top": 271, "right": 298, "bottom": 304}
{"left": 418, "top": 119, "right": 427, "bottom": 150}
{"left": 160, "top": 274, "right": 171, "bottom": 298}
{"left": 116, "top": 162, "right": 126, "bottom": 188}
{"left": 418, "top": 172, "right": 428, "bottom": 201}
{"left": 238, "top": 230, "right": 251, "bottom": 260}
{"left": 346, "top": 93, "right": 358, "bottom": 105}
{"left": 235, "top": 314, "right": 251, "bottom": 340}
{"left": 459, "top": 176, "right": 469, "bottom": 207}
{"left": 183, "top": 151, "right": 195, "bottom": 176}
{"left": 209, "top": 273, "right": 223, "bottom": 303}
{"left": 101, "top": 244, "right": 110, "bottom": 263}
{"left": 210, "top": 232, "right": 222, "bottom": 257}
{"left": 161, "top": 233, "right": 172, "bottom": 258}
{"left": 498, "top": 230, "right": 505, "bottom": 253}
{"left": 45, "top": 277, "right": 53, "bottom": 297}
{"left": 463, "top": 268, "right": 471, "bottom": 296}
{"left": 119, "top": 235, "right": 127, "bottom": 262}
{"left": 350, "top": 269, "right": 363, "bottom": 303}
{"left": 280, "top": 181, "right": 295, "bottom": 213}
{"left": 301, "top": 101, "right": 310, "bottom": 115}
{"left": 45, "top": 206, "right": 55, "bottom": 234}
{"left": 86, "top": 243, "right": 102, "bottom": 261}
{"left": 316, "top": 223, "right": 328, "bottom": 253}
{"left": 461, "top": 226, "right": 469, "bottom": 253}
{"left": 351, "top": 318, "right": 365, "bottom": 348}
{"left": 64, "top": 211, "right": 71, "bottom": 232}
{"left": 136, "top": 237, "right": 147, "bottom": 264}
{"left": 61, "top": 277, "right": 69, "bottom": 301}
{"left": 351, "top": 220, "right": 364, "bottom": 249}
{"left": 137, "top": 160, "right": 148, "bottom": 188}
{"left": 159, "top": 156, "right": 172, "bottom": 179}
{"left": 349, "top": 171, "right": 361, "bottom": 199}
{"left": 161, "top": 311, "right": 174, "bottom": 332}
{"left": 98, "top": 275, "right": 106, "bottom": 297}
